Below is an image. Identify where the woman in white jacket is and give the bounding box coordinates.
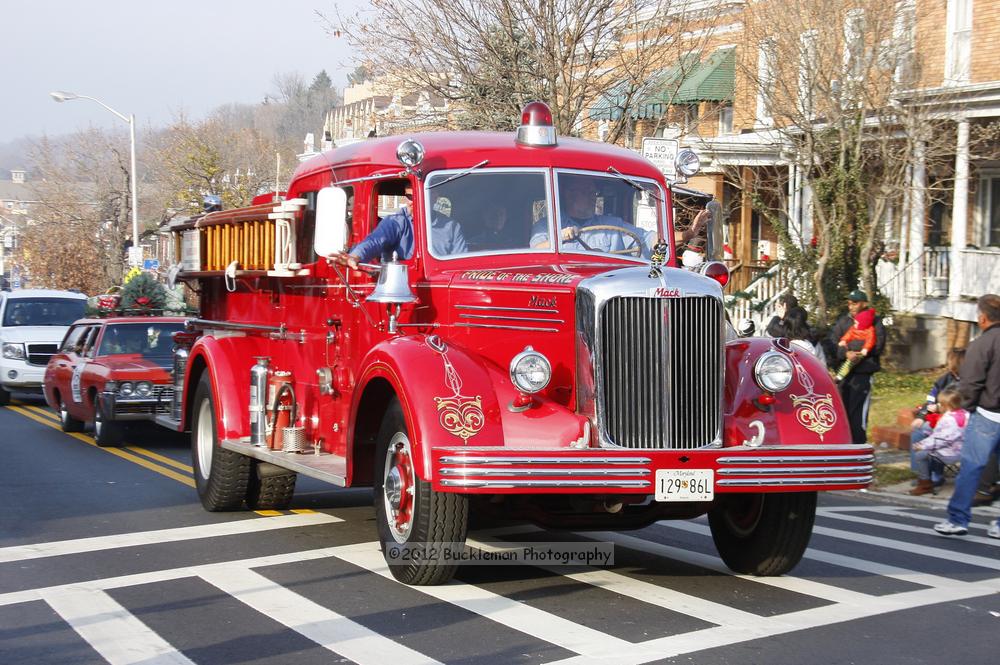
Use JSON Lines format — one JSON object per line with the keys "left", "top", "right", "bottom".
{"left": 910, "top": 387, "right": 968, "bottom": 496}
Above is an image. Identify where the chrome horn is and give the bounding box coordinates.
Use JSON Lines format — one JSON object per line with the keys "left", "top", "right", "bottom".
{"left": 367, "top": 253, "right": 417, "bottom": 304}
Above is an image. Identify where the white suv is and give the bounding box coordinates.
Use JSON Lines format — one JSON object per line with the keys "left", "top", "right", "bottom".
{"left": 0, "top": 289, "right": 88, "bottom": 405}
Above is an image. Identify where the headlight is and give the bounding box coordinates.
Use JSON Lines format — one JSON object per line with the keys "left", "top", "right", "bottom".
{"left": 509, "top": 347, "right": 552, "bottom": 394}
{"left": 675, "top": 148, "right": 702, "bottom": 177}
{"left": 118, "top": 381, "right": 135, "bottom": 397}
{"left": 134, "top": 381, "right": 153, "bottom": 397}
{"left": 754, "top": 352, "right": 794, "bottom": 392}
{"left": 2, "top": 343, "right": 25, "bottom": 360}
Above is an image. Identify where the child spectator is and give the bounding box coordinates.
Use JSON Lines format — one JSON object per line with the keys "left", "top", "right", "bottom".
{"left": 834, "top": 306, "right": 877, "bottom": 382}
{"left": 909, "top": 387, "right": 968, "bottom": 495}
{"left": 910, "top": 347, "right": 965, "bottom": 434}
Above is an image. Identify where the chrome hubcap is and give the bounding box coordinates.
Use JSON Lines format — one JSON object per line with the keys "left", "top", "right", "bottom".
{"left": 196, "top": 398, "right": 213, "bottom": 480}
{"left": 383, "top": 432, "right": 414, "bottom": 543}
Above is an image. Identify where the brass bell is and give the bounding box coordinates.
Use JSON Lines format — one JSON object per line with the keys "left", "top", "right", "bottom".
{"left": 368, "top": 253, "right": 417, "bottom": 304}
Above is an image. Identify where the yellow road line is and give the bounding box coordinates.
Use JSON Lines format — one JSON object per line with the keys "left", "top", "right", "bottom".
{"left": 23, "top": 404, "right": 58, "bottom": 422}
{"left": 254, "top": 510, "right": 283, "bottom": 517}
{"left": 125, "top": 447, "right": 194, "bottom": 474}
{"left": 20, "top": 404, "right": 194, "bottom": 474}
{"left": 6, "top": 405, "right": 195, "bottom": 488}
{"left": 290, "top": 509, "right": 316, "bottom": 514}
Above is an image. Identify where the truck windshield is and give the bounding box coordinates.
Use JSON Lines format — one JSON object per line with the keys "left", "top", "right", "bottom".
{"left": 545, "top": 171, "right": 663, "bottom": 260}
{"left": 2, "top": 298, "right": 86, "bottom": 327}
{"left": 98, "top": 322, "right": 185, "bottom": 359}
{"left": 424, "top": 169, "right": 663, "bottom": 260}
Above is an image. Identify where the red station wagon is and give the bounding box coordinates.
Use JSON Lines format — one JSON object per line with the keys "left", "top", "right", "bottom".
{"left": 43, "top": 317, "right": 187, "bottom": 445}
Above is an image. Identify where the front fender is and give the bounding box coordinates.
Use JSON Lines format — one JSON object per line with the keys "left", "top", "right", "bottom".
{"left": 354, "top": 335, "right": 503, "bottom": 480}
{"left": 186, "top": 335, "right": 272, "bottom": 439}
{"left": 724, "top": 338, "right": 852, "bottom": 446}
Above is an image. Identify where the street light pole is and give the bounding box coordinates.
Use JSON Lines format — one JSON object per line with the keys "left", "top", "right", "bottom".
{"left": 50, "top": 91, "right": 141, "bottom": 266}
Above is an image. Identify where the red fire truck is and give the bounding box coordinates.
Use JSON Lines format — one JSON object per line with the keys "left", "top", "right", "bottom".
{"left": 162, "top": 103, "right": 872, "bottom": 585}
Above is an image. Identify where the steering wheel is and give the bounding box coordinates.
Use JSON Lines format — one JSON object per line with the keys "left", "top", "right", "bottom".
{"left": 575, "top": 224, "right": 645, "bottom": 257}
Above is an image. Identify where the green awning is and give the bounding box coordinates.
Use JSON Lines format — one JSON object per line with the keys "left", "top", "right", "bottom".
{"left": 588, "top": 49, "right": 735, "bottom": 121}
{"left": 674, "top": 48, "right": 735, "bottom": 103}
{"left": 588, "top": 67, "right": 681, "bottom": 121}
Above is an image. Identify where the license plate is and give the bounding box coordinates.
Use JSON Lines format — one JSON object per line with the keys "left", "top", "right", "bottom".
{"left": 655, "top": 469, "right": 714, "bottom": 502}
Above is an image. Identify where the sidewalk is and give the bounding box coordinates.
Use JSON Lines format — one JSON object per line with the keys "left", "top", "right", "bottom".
{"left": 850, "top": 445, "right": 1000, "bottom": 519}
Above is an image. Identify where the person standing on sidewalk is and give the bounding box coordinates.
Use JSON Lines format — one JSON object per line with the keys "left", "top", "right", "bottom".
{"left": 934, "top": 294, "right": 1000, "bottom": 538}
{"left": 828, "top": 291, "right": 885, "bottom": 445}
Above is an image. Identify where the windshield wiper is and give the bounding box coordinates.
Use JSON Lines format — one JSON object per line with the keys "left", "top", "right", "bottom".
{"left": 427, "top": 160, "right": 489, "bottom": 189}
{"left": 607, "top": 166, "right": 663, "bottom": 202}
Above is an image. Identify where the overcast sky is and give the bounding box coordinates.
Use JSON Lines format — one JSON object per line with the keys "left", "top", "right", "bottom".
{"left": 0, "top": 0, "right": 361, "bottom": 144}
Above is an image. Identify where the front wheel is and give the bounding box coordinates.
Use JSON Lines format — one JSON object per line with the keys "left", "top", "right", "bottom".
{"left": 93, "top": 400, "right": 123, "bottom": 446}
{"left": 191, "top": 373, "right": 250, "bottom": 511}
{"left": 375, "top": 398, "right": 468, "bottom": 585}
{"left": 708, "top": 491, "right": 816, "bottom": 576}
{"left": 0, "top": 385, "right": 10, "bottom": 406}
{"left": 59, "top": 396, "right": 85, "bottom": 433}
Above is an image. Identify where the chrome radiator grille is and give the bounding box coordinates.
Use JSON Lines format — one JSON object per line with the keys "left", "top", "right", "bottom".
{"left": 598, "top": 296, "right": 723, "bottom": 449}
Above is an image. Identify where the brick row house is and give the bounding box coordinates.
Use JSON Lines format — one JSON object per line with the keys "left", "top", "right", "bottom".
{"left": 585, "top": 0, "right": 999, "bottom": 367}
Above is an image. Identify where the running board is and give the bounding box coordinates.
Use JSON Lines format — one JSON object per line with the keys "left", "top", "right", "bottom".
{"left": 220, "top": 438, "right": 348, "bottom": 486}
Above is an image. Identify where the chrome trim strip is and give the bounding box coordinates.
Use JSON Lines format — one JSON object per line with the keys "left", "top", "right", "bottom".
{"left": 717, "top": 465, "right": 873, "bottom": 476}
{"left": 439, "top": 467, "right": 651, "bottom": 477}
{"left": 455, "top": 304, "right": 560, "bottom": 314}
{"left": 439, "top": 479, "right": 651, "bottom": 488}
{"left": 717, "top": 455, "right": 876, "bottom": 464}
{"left": 717, "top": 475, "right": 873, "bottom": 487}
{"left": 458, "top": 313, "right": 565, "bottom": 323}
{"left": 439, "top": 456, "right": 652, "bottom": 465}
{"left": 455, "top": 323, "right": 560, "bottom": 332}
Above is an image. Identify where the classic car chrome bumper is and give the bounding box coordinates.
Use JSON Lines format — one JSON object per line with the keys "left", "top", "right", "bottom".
{"left": 430, "top": 444, "right": 874, "bottom": 494}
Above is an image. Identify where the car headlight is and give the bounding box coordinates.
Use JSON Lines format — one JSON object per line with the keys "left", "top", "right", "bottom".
{"left": 509, "top": 347, "right": 552, "bottom": 394}
{"left": 754, "top": 352, "right": 794, "bottom": 393}
{"left": 134, "top": 381, "right": 153, "bottom": 397}
{"left": 118, "top": 381, "right": 135, "bottom": 397}
{"left": 2, "top": 343, "right": 25, "bottom": 360}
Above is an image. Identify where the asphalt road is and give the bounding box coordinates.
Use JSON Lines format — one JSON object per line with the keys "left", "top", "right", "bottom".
{"left": 1, "top": 394, "right": 998, "bottom": 665}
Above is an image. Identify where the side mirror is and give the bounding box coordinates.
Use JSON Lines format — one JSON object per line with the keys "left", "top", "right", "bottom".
{"left": 705, "top": 200, "right": 723, "bottom": 262}
{"left": 737, "top": 318, "right": 756, "bottom": 337}
{"left": 314, "top": 186, "right": 349, "bottom": 256}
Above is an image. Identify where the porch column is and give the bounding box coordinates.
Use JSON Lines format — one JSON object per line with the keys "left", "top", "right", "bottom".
{"left": 949, "top": 119, "right": 970, "bottom": 304}
{"left": 740, "top": 166, "right": 754, "bottom": 267}
{"left": 907, "top": 140, "right": 926, "bottom": 296}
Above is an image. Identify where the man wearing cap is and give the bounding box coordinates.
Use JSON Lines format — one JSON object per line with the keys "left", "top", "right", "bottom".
{"left": 934, "top": 293, "right": 1000, "bottom": 537}
{"left": 828, "top": 290, "right": 886, "bottom": 445}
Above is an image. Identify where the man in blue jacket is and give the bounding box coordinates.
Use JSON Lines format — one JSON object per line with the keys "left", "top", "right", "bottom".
{"left": 327, "top": 183, "right": 467, "bottom": 269}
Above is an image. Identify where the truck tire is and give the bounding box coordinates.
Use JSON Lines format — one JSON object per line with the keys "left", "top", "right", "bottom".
{"left": 58, "top": 396, "right": 85, "bottom": 433}
{"left": 0, "top": 385, "right": 10, "bottom": 406}
{"left": 191, "top": 373, "right": 250, "bottom": 511}
{"left": 708, "top": 491, "right": 816, "bottom": 576}
{"left": 375, "top": 397, "right": 468, "bottom": 585}
{"left": 245, "top": 461, "right": 297, "bottom": 510}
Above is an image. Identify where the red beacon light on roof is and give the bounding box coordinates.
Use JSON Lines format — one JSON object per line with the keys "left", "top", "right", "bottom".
{"left": 516, "top": 101, "right": 557, "bottom": 147}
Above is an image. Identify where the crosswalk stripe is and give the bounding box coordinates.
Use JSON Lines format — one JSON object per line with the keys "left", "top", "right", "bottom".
{"left": 0, "top": 512, "right": 342, "bottom": 563}
{"left": 200, "top": 567, "right": 444, "bottom": 665}
{"left": 465, "top": 536, "right": 760, "bottom": 627}
{"left": 819, "top": 508, "right": 1000, "bottom": 543}
{"left": 331, "top": 541, "right": 648, "bottom": 661}
{"left": 597, "top": 528, "right": 873, "bottom": 605}
{"left": 0, "top": 546, "right": 357, "bottom": 607}
{"left": 44, "top": 587, "right": 195, "bottom": 665}
{"left": 661, "top": 518, "right": 1000, "bottom": 573}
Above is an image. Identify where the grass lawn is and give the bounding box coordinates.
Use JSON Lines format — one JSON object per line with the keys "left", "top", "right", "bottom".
{"left": 867, "top": 367, "right": 942, "bottom": 437}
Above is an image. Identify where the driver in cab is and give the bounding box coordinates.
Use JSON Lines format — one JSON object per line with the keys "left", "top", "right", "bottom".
{"left": 530, "top": 176, "right": 655, "bottom": 257}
